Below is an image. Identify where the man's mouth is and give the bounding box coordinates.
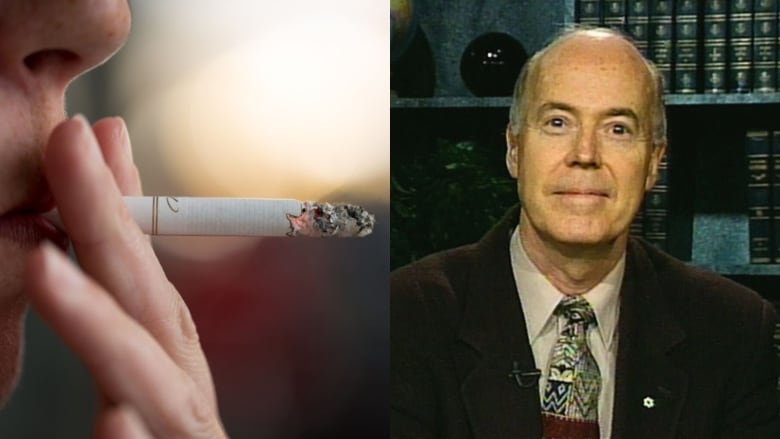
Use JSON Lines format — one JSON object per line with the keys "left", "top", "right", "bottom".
{"left": 553, "top": 189, "right": 610, "bottom": 198}
{"left": 0, "top": 212, "right": 69, "bottom": 250}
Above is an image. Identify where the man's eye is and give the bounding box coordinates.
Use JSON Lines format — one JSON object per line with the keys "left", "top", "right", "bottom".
{"left": 611, "top": 124, "right": 631, "bottom": 135}
{"left": 542, "top": 117, "right": 568, "bottom": 130}
{"left": 548, "top": 117, "right": 565, "bottom": 128}
{"left": 539, "top": 117, "right": 572, "bottom": 136}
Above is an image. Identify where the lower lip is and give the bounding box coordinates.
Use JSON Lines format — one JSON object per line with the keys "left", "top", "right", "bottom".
{"left": 554, "top": 193, "right": 608, "bottom": 203}
{"left": 0, "top": 214, "right": 69, "bottom": 250}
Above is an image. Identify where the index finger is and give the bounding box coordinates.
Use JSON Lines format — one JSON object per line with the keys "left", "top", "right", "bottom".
{"left": 26, "top": 243, "right": 224, "bottom": 438}
{"left": 43, "top": 115, "right": 215, "bottom": 400}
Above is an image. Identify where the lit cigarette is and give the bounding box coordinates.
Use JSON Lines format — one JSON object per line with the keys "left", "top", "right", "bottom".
{"left": 44, "top": 197, "right": 375, "bottom": 238}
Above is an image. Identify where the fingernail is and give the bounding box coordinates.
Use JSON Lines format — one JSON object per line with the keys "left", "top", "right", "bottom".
{"left": 70, "top": 114, "right": 102, "bottom": 162}
{"left": 70, "top": 113, "right": 90, "bottom": 139}
{"left": 114, "top": 117, "right": 133, "bottom": 158}
{"left": 72, "top": 113, "right": 89, "bottom": 128}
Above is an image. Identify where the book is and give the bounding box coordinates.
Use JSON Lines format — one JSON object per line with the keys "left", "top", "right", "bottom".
{"left": 746, "top": 130, "right": 772, "bottom": 264}
{"left": 626, "top": 1, "right": 651, "bottom": 55}
{"left": 703, "top": 0, "right": 728, "bottom": 93}
{"left": 649, "top": 0, "right": 676, "bottom": 92}
{"left": 577, "top": 0, "right": 603, "bottom": 26}
{"left": 772, "top": 130, "right": 780, "bottom": 262}
{"left": 644, "top": 155, "right": 669, "bottom": 250}
{"left": 728, "top": 0, "right": 753, "bottom": 93}
{"left": 603, "top": 0, "right": 628, "bottom": 30}
{"left": 630, "top": 206, "right": 646, "bottom": 237}
{"left": 674, "top": 0, "right": 699, "bottom": 93}
{"left": 773, "top": 302, "right": 780, "bottom": 389}
{"left": 753, "top": 0, "right": 778, "bottom": 92}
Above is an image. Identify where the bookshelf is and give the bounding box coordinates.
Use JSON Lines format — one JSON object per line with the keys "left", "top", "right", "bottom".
{"left": 391, "top": 0, "right": 780, "bottom": 277}
{"left": 391, "top": 0, "right": 780, "bottom": 403}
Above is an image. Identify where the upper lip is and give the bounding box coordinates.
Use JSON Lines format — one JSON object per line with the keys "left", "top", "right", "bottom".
{"left": 1, "top": 207, "right": 57, "bottom": 222}
{"left": 1, "top": 197, "right": 55, "bottom": 217}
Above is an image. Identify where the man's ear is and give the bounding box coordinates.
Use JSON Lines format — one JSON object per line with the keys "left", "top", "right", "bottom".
{"left": 644, "top": 141, "right": 667, "bottom": 191}
{"left": 506, "top": 126, "right": 519, "bottom": 179}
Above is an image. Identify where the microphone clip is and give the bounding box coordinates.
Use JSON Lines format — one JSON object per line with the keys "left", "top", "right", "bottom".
{"left": 508, "top": 361, "right": 541, "bottom": 388}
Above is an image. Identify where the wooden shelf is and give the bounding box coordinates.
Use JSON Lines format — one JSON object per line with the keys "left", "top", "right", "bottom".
{"left": 391, "top": 93, "right": 780, "bottom": 109}
{"left": 666, "top": 93, "right": 780, "bottom": 105}
{"left": 391, "top": 96, "right": 511, "bottom": 108}
{"left": 690, "top": 264, "right": 780, "bottom": 276}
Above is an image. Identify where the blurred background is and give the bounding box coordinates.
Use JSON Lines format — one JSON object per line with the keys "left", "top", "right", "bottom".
{"left": 0, "top": 1, "right": 388, "bottom": 438}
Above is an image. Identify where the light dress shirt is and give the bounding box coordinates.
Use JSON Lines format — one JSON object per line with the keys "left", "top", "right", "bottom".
{"left": 509, "top": 226, "right": 624, "bottom": 439}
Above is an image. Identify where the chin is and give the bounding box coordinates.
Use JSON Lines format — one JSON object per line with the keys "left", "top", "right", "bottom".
{"left": 545, "top": 218, "right": 615, "bottom": 245}
{"left": 550, "top": 234, "right": 611, "bottom": 249}
{"left": 0, "top": 242, "right": 33, "bottom": 408}
{"left": 0, "top": 294, "right": 26, "bottom": 408}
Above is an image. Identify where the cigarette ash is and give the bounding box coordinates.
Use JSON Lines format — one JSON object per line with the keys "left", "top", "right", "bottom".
{"left": 286, "top": 202, "right": 375, "bottom": 237}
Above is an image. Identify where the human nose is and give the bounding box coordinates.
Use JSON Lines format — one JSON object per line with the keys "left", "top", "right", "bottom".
{"left": 0, "top": 1, "right": 131, "bottom": 91}
{"left": 565, "top": 124, "right": 602, "bottom": 168}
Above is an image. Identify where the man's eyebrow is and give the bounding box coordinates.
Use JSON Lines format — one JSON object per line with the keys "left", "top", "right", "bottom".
{"left": 537, "top": 101, "right": 576, "bottom": 114}
{"left": 604, "top": 107, "right": 640, "bottom": 123}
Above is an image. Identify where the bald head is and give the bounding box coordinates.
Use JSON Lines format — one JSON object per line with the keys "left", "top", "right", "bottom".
{"left": 508, "top": 27, "right": 666, "bottom": 147}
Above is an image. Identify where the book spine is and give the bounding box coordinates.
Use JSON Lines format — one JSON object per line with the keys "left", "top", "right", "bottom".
{"left": 747, "top": 129, "right": 772, "bottom": 264}
{"left": 772, "top": 130, "right": 780, "bottom": 262}
{"left": 604, "top": 0, "right": 628, "bottom": 30}
{"left": 773, "top": 301, "right": 780, "bottom": 391}
{"left": 576, "top": 0, "right": 603, "bottom": 25}
{"left": 754, "top": 0, "right": 778, "bottom": 92}
{"left": 627, "top": 1, "right": 651, "bottom": 55}
{"left": 703, "top": 0, "right": 729, "bottom": 92}
{"left": 644, "top": 155, "right": 669, "bottom": 250}
{"left": 649, "top": 0, "right": 676, "bottom": 92}
{"left": 728, "top": 0, "right": 754, "bottom": 92}
{"left": 630, "top": 203, "right": 646, "bottom": 237}
{"left": 674, "top": 0, "right": 699, "bottom": 93}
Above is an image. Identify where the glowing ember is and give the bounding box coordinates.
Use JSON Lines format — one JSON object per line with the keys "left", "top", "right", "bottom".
{"left": 286, "top": 202, "right": 375, "bottom": 238}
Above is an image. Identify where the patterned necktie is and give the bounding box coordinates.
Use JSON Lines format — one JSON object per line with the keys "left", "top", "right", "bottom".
{"left": 541, "top": 296, "right": 601, "bottom": 439}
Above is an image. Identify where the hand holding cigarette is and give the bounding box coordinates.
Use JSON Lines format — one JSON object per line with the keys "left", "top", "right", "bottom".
{"left": 26, "top": 116, "right": 228, "bottom": 437}
{"left": 44, "top": 197, "right": 376, "bottom": 238}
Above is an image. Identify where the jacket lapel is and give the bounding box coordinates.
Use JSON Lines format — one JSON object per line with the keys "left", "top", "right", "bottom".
{"left": 612, "top": 239, "right": 688, "bottom": 439}
{"left": 455, "top": 207, "right": 543, "bottom": 439}
{"left": 453, "top": 211, "right": 689, "bottom": 438}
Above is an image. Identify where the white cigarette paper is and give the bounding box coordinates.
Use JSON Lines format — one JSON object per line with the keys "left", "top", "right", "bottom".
{"left": 44, "top": 197, "right": 375, "bottom": 238}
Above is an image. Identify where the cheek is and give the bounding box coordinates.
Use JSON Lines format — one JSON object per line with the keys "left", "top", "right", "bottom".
{"left": 613, "top": 156, "right": 654, "bottom": 204}
{"left": 516, "top": 148, "right": 560, "bottom": 192}
{"left": 515, "top": 159, "right": 538, "bottom": 199}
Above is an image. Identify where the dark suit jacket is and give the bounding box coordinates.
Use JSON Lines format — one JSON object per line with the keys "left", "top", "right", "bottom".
{"left": 391, "top": 206, "right": 780, "bottom": 438}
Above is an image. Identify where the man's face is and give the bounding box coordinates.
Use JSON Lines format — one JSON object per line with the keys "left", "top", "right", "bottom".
{"left": 0, "top": 1, "right": 130, "bottom": 403}
{"left": 506, "top": 35, "right": 665, "bottom": 248}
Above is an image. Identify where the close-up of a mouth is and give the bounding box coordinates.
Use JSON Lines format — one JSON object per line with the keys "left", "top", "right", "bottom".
{"left": 0, "top": 211, "right": 68, "bottom": 250}
{"left": 553, "top": 189, "right": 609, "bottom": 198}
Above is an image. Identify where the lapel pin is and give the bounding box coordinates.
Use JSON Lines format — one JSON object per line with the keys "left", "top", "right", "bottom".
{"left": 643, "top": 397, "right": 655, "bottom": 409}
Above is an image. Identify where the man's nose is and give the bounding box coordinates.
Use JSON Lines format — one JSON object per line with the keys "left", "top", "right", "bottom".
{"left": 0, "top": 1, "right": 131, "bottom": 90}
{"left": 566, "top": 125, "right": 602, "bottom": 168}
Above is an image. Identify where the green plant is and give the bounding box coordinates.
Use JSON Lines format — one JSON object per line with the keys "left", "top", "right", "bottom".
{"left": 391, "top": 138, "right": 517, "bottom": 269}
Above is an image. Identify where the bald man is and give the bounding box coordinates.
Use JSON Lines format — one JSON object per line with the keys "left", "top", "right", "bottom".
{"left": 391, "top": 28, "right": 780, "bottom": 438}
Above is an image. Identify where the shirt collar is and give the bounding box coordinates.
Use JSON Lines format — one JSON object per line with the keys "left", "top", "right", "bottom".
{"left": 509, "top": 226, "right": 623, "bottom": 350}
